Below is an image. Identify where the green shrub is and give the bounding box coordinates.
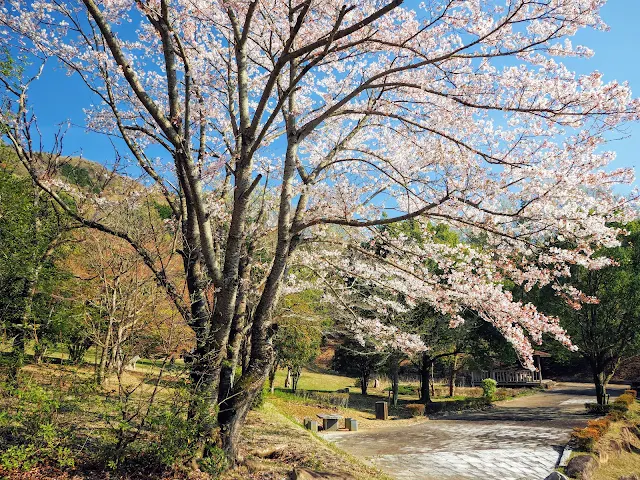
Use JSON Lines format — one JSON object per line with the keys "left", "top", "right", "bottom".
{"left": 199, "top": 446, "right": 227, "bottom": 478}
{"left": 385, "top": 384, "right": 418, "bottom": 395}
{"left": 427, "top": 397, "right": 491, "bottom": 414}
{"left": 585, "top": 403, "right": 615, "bottom": 414}
{"left": 144, "top": 407, "right": 199, "bottom": 467}
{"left": 611, "top": 402, "right": 629, "bottom": 413}
{"left": 481, "top": 378, "right": 497, "bottom": 399}
{"left": 0, "top": 382, "right": 76, "bottom": 472}
{"left": 1, "top": 445, "right": 39, "bottom": 472}
{"left": 406, "top": 403, "right": 426, "bottom": 417}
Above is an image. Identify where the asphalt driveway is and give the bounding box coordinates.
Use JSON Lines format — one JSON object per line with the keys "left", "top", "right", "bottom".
{"left": 324, "top": 383, "right": 629, "bottom": 480}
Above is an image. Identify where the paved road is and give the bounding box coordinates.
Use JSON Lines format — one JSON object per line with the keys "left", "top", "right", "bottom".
{"left": 325, "top": 383, "right": 629, "bottom": 480}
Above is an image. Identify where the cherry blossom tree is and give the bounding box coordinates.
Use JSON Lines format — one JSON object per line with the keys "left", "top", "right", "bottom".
{"left": 1, "top": 0, "right": 639, "bottom": 466}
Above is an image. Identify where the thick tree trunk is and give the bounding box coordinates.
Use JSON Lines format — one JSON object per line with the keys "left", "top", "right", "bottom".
{"left": 217, "top": 368, "right": 269, "bottom": 467}
{"left": 241, "top": 335, "right": 250, "bottom": 375}
{"left": 593, "top": 370, "right": 608, "bottom": 405}
{"left": 360, "top": 371, "right": 369, "bottom": 395}
{"left": 219, "top": 256, "right": 251, "bottom": 405}
{"left": 218, "top": 308, "right": 275, "bottom": 466}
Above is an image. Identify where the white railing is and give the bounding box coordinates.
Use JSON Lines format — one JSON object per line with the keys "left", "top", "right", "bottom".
{"left": 471, "top": 369, "right": 541, "bottom": 386}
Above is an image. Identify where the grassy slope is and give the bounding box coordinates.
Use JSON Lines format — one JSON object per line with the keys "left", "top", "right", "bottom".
{"left": 590, "top": 402, "right": 640, "bottom": 480}
{"left": 224, "top": 403, "right": 392, "bottom": 480}
{"left": 0, "top": 361, "right": 390, "bottom": 479}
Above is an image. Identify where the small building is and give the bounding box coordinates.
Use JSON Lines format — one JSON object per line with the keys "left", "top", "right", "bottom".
{"left": 470, "top": 351, "right": 551, "bottom": 387}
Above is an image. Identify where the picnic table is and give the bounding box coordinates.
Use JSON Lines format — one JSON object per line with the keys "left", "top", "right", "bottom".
{"left": 317, "top": 413, "right": 343, "bottom": 431}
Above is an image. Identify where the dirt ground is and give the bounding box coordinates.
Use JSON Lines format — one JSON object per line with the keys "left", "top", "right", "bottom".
{"left": 223, "top": 403, "right": 391, "bottom": 480}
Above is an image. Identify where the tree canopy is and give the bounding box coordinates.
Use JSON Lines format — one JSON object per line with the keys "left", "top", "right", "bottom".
{"left": 1, "top": 0, "right": 638, "bottom": 464}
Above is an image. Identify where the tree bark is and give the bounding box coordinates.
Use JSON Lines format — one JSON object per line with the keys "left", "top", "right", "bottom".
{"left": 268, "top": 362, "right": 277, "bottom": 393}
{"left": 420, "top": 353, "right": 431, "bottom": 405}
{"left": 449, "top": 354, "right": 458, "bottom": 397}
{"left": 291, "top": 366, "right": 301, "bottom": 393}
{"left": 593, "top": 370, "right": 607, "bottom": 405}
{"left": 390, "top": 357, "right": 399, "bottom": 407}
{"left": 360, "top": 370, "right": 369, "bottom": 395}
{"left": 97, "top": 318, "right": 114, "bottom": 385}
{"left": 284, "top": 368, "right": 291, "bottom": 389}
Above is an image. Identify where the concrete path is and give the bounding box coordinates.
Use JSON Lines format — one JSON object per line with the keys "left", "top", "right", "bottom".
{"left": 324, "top": 383, "right": 628, "bottom": 480}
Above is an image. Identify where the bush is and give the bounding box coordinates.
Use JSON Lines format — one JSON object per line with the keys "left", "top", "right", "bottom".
{"left": 481, "top": 378, "right": 497, "bottom": 399}
{"left": 571, "top": 426, "right": 603, "bottom": 452}
{"left": 615, "top": 393, "right": 635, "bottom": 407}
{"left": 406, "top": 403, "right": 425, "bottom": 417}
{"left": 199, "top": 446, "right": 227, "bottom": 477}
{"left": 426, "top": 397, "right": 491, "bottom": 414}
{"left": 586, "top": 418, "right": 611, "bottom": 435}
{"left": 585, "top": 403, "right": 614, "bottom": 414}
{"left": 624, "top": 389, "right": 637, "bottom": 398}
{"left": 385, "top": 384, "right": 418, "bottom": 396}
{"left": 144, "top": 407, "right": 199, "bottom": 467}
{"left": 606, "top": 410, "right": 626, "bottom": 422}
{"left": 0, "top": 382, "right": 76, "bottom": 472}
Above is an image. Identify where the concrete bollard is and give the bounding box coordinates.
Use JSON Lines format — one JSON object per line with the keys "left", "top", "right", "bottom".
{"left": 304, "top": 418, "right": 318, "bottom": 432}
{"left": 346, "top": 418, "right": 358, "bottom": 431}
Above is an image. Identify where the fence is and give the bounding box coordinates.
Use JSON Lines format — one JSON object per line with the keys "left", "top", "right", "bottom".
{"left": 470, "top": 369, "right": 541, "bottom": 386}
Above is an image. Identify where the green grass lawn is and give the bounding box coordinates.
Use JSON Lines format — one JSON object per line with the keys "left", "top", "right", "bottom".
{"left": 272, "top": 367, "right": 356, "bottom": 392}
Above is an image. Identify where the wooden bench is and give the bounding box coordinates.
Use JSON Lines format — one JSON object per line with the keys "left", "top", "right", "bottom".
{"left": 317, "top": 413, "right": 342, "bottom": 431}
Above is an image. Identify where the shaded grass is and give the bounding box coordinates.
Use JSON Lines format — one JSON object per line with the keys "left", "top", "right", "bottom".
{"left": 1, "top": 361, "right": 393, "bottom": 479}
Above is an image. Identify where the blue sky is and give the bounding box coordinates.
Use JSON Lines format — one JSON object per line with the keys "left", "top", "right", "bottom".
{"left": 25, "top": 1, "right": 640, "bottom": 181}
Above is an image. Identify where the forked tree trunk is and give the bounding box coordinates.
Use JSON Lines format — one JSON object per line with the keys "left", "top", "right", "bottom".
{"left": 284, "top": 368, "right": 291, "bottom": 389}
{"left": 217, "top": 366, "right": 270, "bottom": 466}
{"left": 291, "top": 366, "right": 301, "bottom": 393}
{"left": 217, "top": 304, "right": 276, "bottom": 465}
{"left": 96, "top": 319, "right": 114, "bottom": 385}
{"left": 219, "top": 256, "right": 251, "bottom": 406}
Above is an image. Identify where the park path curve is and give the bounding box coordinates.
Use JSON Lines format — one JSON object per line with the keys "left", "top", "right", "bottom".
{"left": 324, "top": 383, "right": 629, "bottom": 480}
